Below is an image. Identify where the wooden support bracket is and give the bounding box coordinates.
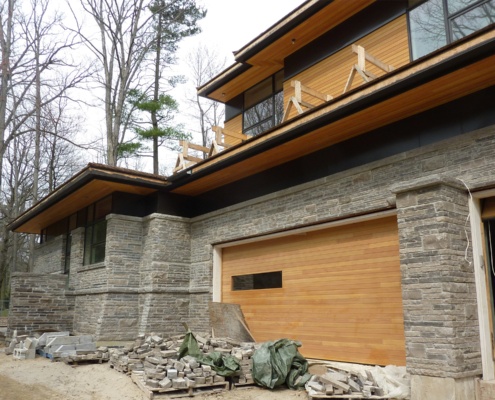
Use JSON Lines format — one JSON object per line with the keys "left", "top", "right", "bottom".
{"left": 343, "top": 44, "right": 395, "bottom": 94}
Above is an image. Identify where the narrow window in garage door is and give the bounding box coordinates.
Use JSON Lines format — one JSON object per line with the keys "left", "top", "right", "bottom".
{"left": 232, "top": 271, "right": 282, "bottom": 291}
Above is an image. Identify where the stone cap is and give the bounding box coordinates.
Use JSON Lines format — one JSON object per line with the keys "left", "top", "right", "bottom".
{"left": 390, "top": 174, "right": 468, "bottom": 195}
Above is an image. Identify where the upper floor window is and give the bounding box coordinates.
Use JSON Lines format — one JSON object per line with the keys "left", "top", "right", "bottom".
{"left": 243, "top": 70, "right": 284, "bottom": 137}
{"left": 409, "top": 0, "right": 495, "bottom": 60}
{"left": 83, "top": 196, "right": 112, "bottom": 265}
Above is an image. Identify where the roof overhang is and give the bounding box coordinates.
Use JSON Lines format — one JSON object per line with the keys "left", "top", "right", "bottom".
{"left": 9, "top": 164, "right": 169, "bottom": 234}
{"left": 198, "top": 0, "right": 376, "bottom": 102}
{"left": 171, "top": 28, "right": 495, "bottom": 197}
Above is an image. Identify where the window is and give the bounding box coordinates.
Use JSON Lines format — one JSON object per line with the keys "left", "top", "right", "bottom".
{"left": 243, "top": 71, "right": 284, "bottom": 137}
{"left": 232, "top": 271, "right": 283, "bottom": 291}
{"left": 83, "top": 196, "right": 112, "bottom": 265}
{"left": 409, "top": 0, "right": 495, "bottom": 59}
{"left": 84, "top": 219, "right": 107, "bottom": 265}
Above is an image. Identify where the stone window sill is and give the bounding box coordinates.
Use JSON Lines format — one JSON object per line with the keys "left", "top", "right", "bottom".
{"left": 77, "top": 262, "right": 106, "bottom": 273}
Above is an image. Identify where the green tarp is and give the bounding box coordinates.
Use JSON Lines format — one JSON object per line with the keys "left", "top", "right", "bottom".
{"left": 179, "top": 331, "right": 240, "bottom": 377}
{"left": 252, "top": 338, "right": 312, "bottom": 390}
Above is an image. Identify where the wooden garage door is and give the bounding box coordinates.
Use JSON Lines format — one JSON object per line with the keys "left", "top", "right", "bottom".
{"left": 221, "top": 216, "right": 406, "bottom": 366}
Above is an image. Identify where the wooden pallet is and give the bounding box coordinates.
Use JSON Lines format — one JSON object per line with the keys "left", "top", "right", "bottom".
{"left": 309, "top": 394, "right": 388, "bottom": 399}
{"left": 63, "top": 358, "right": 106, "bottom": 367}
{"left": 131, "top": 373, "right": 229, "bottom": 399}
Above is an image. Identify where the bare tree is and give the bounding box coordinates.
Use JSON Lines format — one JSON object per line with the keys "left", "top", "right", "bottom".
{"left": 70, "top": 0, "right": 205, "bottom": 167}
{"left": 0, "top": 0, "right": 90, "bottom": 289}
{"left": 185, "top": 45, "right": 225, "bottom": 151}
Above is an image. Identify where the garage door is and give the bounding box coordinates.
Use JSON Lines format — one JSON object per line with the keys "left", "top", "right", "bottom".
{"left": 221, "top": 216, "right": 406, "bottom": 366}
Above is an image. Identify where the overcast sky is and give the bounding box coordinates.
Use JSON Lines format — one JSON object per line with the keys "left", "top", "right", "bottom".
{"left": 178, "top": 0, "right": 305, "bottom": 66}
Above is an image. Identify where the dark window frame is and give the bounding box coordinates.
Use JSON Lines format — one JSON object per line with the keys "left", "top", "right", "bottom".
{"left": 408, "top": 0, "right": 495, "bottom": 60}
{"left": 243, "top": 70, "right": 284, "bottom": 137}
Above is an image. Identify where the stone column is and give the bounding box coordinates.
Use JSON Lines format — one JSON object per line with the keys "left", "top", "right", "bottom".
{"left": 138, "top": 214, "right": 191, "bottom": 336}
{"left": 393, "top": 176, "right": 482, "bottom": 400}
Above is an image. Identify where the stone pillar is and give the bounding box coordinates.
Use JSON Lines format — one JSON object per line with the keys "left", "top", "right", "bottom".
{"left": 393, "top": 176, "right": 482, "bottom": 400}
{"left": 138, "top": 214, "right": 191, "bottom": 336}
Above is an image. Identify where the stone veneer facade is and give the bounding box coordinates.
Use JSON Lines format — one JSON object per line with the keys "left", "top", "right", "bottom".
{"left": 13, "top": 123, "right": 495, "bottom": 399}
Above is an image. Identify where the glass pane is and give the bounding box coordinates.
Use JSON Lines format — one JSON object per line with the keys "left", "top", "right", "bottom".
{"left": 93, "top": 220, "right": 107, "bottom": 244}
{"left": 451, "top": 1, "right": 495, "bottom": 40}
{"left": 245, "top": 77, "right": 272, "bottom": 109}
{"left": 409, "top": 0, "right": 447, "bottom": 59}
{"left": 91, "top": 243, "right": 106, "bottom": 264}
{"left": 244, "top": 97, "right": 273, "bottom": 130}
{"left": 245, "top": 119, "right": 274, "bottom": 137}
{"left": 447, "top": 0, "right": 479, "bottom": 14}
{"left": 274, "top": 91, "right": 284, "bottom": 125}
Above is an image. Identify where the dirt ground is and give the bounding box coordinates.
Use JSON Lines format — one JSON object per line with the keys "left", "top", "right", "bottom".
{"left": 0, "top": 349, "right": 309, "bottom": 400}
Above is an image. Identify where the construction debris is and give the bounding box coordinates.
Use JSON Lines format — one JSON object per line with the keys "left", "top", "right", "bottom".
{"left": 306, "top": 361, "right": 409, "bottom": 399}
{"left": 109, "top": 332, "right": 257, "bottom": 397}
{"left": 5, "top": 330, "right": 109, "bottom": 364}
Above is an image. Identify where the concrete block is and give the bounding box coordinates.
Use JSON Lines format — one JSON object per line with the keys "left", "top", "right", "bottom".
{"left": 195, "top": 376, "right": 206, "bottom": 384}
{"left": 37, "top": 332, "right": 69, "bottom": 347}
{"left": 160, "top": 349, "right": 177, "bottom": 358}
{"left": 167, "top": 368, "right": 178, "bottom": 379}
{"left": 158, "top": 377, "right": 172, "bottom": 389}
{"left": 75, "top": 343, "right": 97, "bottom": 352}
{"left": 172, "top": 378, "right": 187, "bottom": 389}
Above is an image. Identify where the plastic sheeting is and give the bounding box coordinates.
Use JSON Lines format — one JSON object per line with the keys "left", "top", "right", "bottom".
{"left": 252, "top": 339, "right": 312, "bottom": 390}
{"left": 178, "top": 331, "right": 240, "bottom": 377}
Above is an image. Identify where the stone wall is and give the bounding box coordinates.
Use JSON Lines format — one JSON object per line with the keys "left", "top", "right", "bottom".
{"left": 33, "top": 235, "right": 65, "bottom": 274}
{"left": 7, "top": 272, "right": 74, "bottom": 336}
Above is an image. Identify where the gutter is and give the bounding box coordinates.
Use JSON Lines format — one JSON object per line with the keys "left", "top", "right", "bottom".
{"left": 168, "top": 33, "right": 495, "bottom": 189}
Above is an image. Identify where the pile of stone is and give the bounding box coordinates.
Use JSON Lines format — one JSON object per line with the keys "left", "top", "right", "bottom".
{"left": 306, "top": 367, "right": 385, "bottom": 398}
{"left": 109, "top": 333, "right": 257, "bottom": 391}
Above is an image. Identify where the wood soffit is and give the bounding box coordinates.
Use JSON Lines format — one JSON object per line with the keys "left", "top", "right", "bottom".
{"left": 199, "top": 0, "right": 375, "bottom": 102}
{"left": 10, "top": 164, "right": 168, "bottom": 234}
{"left": 171, "top": 31, "right": 495, "bottom": 197}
